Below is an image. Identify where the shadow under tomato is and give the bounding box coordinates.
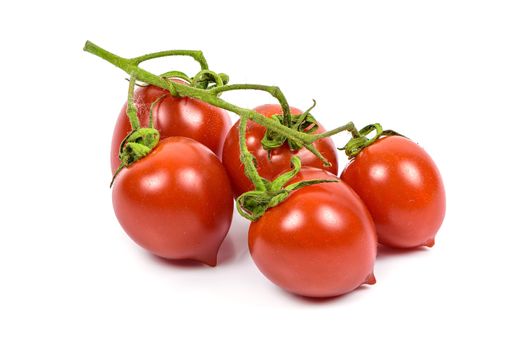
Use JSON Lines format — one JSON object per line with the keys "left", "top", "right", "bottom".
{"left": 216, "top": 234, "right": 237, "bottom": 265}
{"left": 376, "top": 244, "right": 430, "bottom": 261}
{"left": 275, "top": 283, "right": 373, "bottom": 306}
{"left": 216, "top": 215, "right": 251, "bottom": 266}
{"left": 148, "top": 254, "right": 212, "bottom": 269}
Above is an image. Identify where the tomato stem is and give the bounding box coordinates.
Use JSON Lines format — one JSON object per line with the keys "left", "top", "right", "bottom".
{"left": 209, "top": 84, "right": 292, "bottom": 125}
{"left": 160, "top": 70, "right": 192, "bottom": 83}
{"left": 83, "top": 41, "right": 316, "bottom": 147}
{"left": 312, "top": 122, "right": 358, "bottom": 141}
{"left": 83, "top": 41, "right": 361, "bottom": 190}
{"left": 131, "top": 49, "right": 208, "bottom": 70}
{"left": 83, "top": 41, "right": 357, "bottom": 148}
{"left": 126, "top": 75, "right": 140, "bottom": 130}
{"left": 239, "top": 117, "right": 266, "bottom": 191}
{"left": 192, "top": 69, "right": 225, "bottom": 88}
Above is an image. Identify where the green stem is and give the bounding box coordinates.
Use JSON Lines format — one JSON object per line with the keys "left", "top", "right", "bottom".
{"left": 84, "top": 41, "right": 311, "bottom": 146}
{"left": 311, "top": 122, "right": 357, "bottom": 141}
{"left": 160, "top": 70, "right": 192, "bottom": 83}
{"left": 239, "top": 117, "right": 266, "bottom": 191}
{"left": 131, "top": 49, "right": 208, "bottom": 70}
{"left": 293, "top": 100, "right": 316, "bottom": 129}
{"left": 192, "top": 69, "right": 224, "bottom": 87}
{"left": 126, "top": 75, "right": 140, "bottom": 130}
{"left": 350, "top": 125, "right": 361, "bottom": 138}
{"left": 83, "top": 41, "right": 358, "bottom": 181}
{"left": 210, "top": 84, "right": 292, "bottom": 124}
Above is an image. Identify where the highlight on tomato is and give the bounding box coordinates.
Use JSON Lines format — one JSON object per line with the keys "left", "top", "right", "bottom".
{"left": 84, "top": 41, "right": 447, "bottom": 299}
{"left": 110, "top": 80, "right": 231, "bottom": 173}
{"left": 341, "top": 134, "right": 446, "bottom": 249}
{"left": 112, "top": 136, "right": 234, "bottom": 266}
{"left": 221, "top": 104, "right": 338, "bottom": 197}
{"left": 244, "top": 165, "right": 377, "bottom": 298}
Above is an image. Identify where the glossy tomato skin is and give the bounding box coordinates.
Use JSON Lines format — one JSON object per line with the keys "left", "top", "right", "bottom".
{"left": 110, "top": 81, "right": 231, "bottom": 173}
{"left": 248, "top": 167, "right": 377, "bottom": 298}
{"left": 341, "top": 136, "right": 445, "bottom": 249}
{"left": 221, "top": 104, "right": 338, "bottom": 197}
{"left": 112, "top": 137, "right": 233, "bottom": 266}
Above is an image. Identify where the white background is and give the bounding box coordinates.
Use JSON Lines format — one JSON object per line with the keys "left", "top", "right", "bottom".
{"left": 1, "top": 1, "right": 523, "bottom": 349}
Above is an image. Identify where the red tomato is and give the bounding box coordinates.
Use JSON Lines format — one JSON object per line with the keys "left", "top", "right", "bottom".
{"left": 248, "top": 167, "right": 377, "bottom": 298}
{"left": 112, "top": 137, "right": 233, "bottom": 266}
{"left": 341, "top": 136, "right": 445, "bottom": 249}
{"left": 221, "top": 104, "right": 338, "bottom": 197}
{"left": 110, "top": 81, "right": 231, "bottom": 173}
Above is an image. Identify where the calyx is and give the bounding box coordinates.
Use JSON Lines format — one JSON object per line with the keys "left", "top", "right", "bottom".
{"left": 236, "top": 156, "right": 337, "bottom": 221}
{"left": 261, "top": 101, "right": 319, "bottom": 153}
{"left": 110, "top": 128, "right": 160, "bottom": 187}
{"left": 340, "top": 123, "right": 403, "bottom": 159}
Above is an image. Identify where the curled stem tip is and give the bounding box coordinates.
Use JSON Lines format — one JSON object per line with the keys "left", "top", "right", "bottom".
{"left": 340, "top": 123, "right": 404, "bottom": 159}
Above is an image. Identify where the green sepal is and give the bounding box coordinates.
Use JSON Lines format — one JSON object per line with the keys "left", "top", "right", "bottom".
{"left": 120, "top": 142, "right": 152, "bottom": 165}
{"left": 110, "top": 127, "right": 160, "bottom": 188}
{"left": 339, "top": 123, "right": 405, "bottom": 160}
{"left": 122, "top": 128, "right": 160, "bottom": 151}
{"left": 285, "top": 179, "right": 338, "bottom": 192}
{"left": 260, "top": 100, "right": 319, "bottom": 153}
{"left": 268, "top": 156, "right": 302, "bottom": 191}
{"left": 235, "top": 156, "right": 338, "bottom": 221}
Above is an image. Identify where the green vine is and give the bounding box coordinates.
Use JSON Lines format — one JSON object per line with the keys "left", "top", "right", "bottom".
{"left": 84, "top": 41, "right": 368, "bottom": 219}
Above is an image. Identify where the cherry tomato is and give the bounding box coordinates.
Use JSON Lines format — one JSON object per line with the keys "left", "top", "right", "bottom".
{"left": 110, "top": 81, "right": 231, "bottom": 173}
{"left": 221, "top": 104, "right": 338, "bottom": 197}
{"left": 248, "top": 167, "right": 377, "bottom": 298}
{"left": 341, "top": 136, "right": 445, "bottom": 249}
{"left": 112, "top": 137, "right": 233, "bottom": 266}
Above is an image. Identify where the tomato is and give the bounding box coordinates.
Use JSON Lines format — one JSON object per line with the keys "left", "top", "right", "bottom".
{"left": 221, "top": 104, "right": 338, "bottom": 197}
{"left": 248, "top": 167, "right": 377, "bottom": 298}
{"left": 110, "top": 81, "right": 231, "bottom": 173}
{"left": 340, "top": 136, "right": 445, "bottom": 249}
{"left": 112, "top": 137, "right": 233, "bottom": 266}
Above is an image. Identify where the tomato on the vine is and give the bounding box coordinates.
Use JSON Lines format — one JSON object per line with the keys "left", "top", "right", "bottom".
{"left": 110, "top": 80, "right": 231, "bottom": 173}
{"left": 341, "top": 136, "right": 445, "bottom": 249}
{"left": 248, "top": 167, "right": 377, "bottom": 298}
{"left": 112, "top": 137, "right": 233, "bottom": 266}
{"left": 221, "top": 104, "right": 338, "bottom": 197}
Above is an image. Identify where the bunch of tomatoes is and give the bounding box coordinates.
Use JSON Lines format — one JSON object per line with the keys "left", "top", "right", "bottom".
{"left": 86, "top": 41, "right": 446, "bottom": 298}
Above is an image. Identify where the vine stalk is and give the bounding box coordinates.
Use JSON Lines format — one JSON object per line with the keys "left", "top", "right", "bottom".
{"left": 84, "top": 41, "right": 363, "bottom": 203}
{"left": 83, "top": 41, "right": 346, "bottom": 150}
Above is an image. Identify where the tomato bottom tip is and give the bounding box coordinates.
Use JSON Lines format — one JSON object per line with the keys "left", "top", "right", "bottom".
{"left": 364, "top": 272, "right": 377, "bottom": 285}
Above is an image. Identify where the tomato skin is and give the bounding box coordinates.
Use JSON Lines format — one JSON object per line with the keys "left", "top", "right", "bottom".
{"left": 110, "top": 82, "right": 231, "bottom": 173}
{"left": 221, "top": 104, "right": 338, "bottom": 197}
{"left": 340, "top": 136, "right": 446, "bottom": 249}
{"left": 112, "top": 137, "right": 233, "bottom": 266}
{"left": 248, "top": 167, "right": 377, "bottom": 298}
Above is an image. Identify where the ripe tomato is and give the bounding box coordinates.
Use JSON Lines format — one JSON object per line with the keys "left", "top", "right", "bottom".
{"left": 248, "top": 167, "right": 377, "bottom": 298}
{"left": 341, "top": 136, "right": 445, "bottom": 249}
{"left": 110, "top": 81, "right": 231, "bottom": 173}
{"left": 112, "top": 137, "right": 233, "bottom": 266}
{"left": 221, "top": 104, "right": 338, "bottom": 197}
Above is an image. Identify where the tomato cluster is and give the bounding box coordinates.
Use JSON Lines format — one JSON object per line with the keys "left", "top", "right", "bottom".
{"left": 87, "top": 42, "right": 446, "bottom": 299}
